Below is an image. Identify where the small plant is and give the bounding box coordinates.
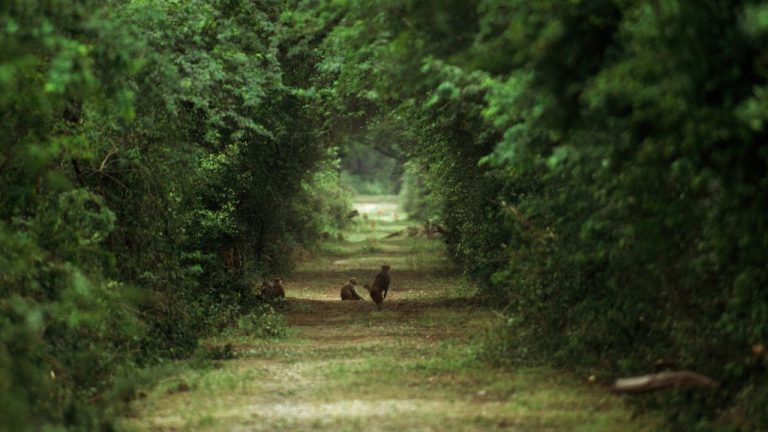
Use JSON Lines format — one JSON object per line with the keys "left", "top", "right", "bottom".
{"left": 237, "top": 304, "right": 287, "bottom": 338}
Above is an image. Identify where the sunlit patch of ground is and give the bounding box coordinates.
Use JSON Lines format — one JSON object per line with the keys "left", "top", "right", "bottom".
{"left": 119, "top": 196, "right": 658, "bottom": 432}
{"left": 353, "top": 194, "right": 403, "bottom": 222}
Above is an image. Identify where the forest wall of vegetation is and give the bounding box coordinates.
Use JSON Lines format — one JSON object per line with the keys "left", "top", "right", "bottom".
{"left": 0, "top": 1, "right": 349, "bottom": 429}
{"left": 4, "top": 0, "right": 768, "bottom": 430}
{"left": 309, "top": 1, "right": 768, "bottom": 430}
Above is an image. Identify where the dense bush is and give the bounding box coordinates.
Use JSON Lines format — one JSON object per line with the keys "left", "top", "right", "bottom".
{"left": 304, "top": 0, "right": 768, "bottom": 429}
{"left": 237, "top": 304, "right": 287, "bottom": 339}
{"left": 398, "top": 161, "right": 440, "bottom": 222}
{"left": 1, "top": 0, "right": 348, "bottom": 429}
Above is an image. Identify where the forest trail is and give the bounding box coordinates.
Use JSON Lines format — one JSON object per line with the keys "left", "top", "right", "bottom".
{"left": 122, "top": 196, "right": 656, "bottom": 432}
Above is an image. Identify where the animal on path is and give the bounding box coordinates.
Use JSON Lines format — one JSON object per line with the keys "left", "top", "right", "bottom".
{"left": 271, "top": 278, "right": 285, "bottom": 299}
{"left": 375, "top": 265, "right": 391, "bottom": 299}
{"left": 259, "top": 278, "right": 285, "bottom": 301}
{"left": 364, "top": 265, "right": 391, "bottom": 310}
{"left": 363, "top": 283, "right": 383, "bottom": 310}
{"left": 340, "top": 278, "right": 364, "bottom": 301}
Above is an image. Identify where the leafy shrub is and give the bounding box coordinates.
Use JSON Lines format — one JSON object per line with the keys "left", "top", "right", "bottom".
{"left": 399, "top": 161, "right": 441, "bottom": 222}
{"left": 1, "top": 0, "right": 347, "bottom": 428}
{"left": 237, "top": 304, "right": 287, "bottom": 339}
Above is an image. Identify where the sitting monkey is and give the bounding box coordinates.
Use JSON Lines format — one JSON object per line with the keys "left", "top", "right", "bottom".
{"left": 340, "top": 278, "right": 364, "bottom": 301}
{"left": 259, "top": 278, "right": 285, "bottom": 301}
{"left": 271, "top": 278, "right": 285, "bottom": 299}
{"left": 257, "top": 280, "right": 272, "bottom": 300}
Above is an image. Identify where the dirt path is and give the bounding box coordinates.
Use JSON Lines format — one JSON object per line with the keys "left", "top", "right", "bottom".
{"left": 121, "top": 197, "right": 656, "bottom": 431}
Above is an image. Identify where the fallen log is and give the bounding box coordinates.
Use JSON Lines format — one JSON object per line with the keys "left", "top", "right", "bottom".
{"left": 384, "top": 229, "right": 406, "bottom": 239}
{"left": 609, "top": 371, "right": 718, "bottom": 394}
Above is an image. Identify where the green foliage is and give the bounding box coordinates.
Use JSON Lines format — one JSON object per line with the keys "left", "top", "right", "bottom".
{"left": 1, "top": 0, "right": 349, "bottom": 429}
{"left": 307, "top": 0, "right": 768, "bottom": 429}
{"left": 5, "top": 0, "right": 768, "bottom": 429}
{"left": 341, "top": 171, "right": 392, "bottom": 195}
{"left": 197, "top": 343, "right": 236, "bottom": 361}
{"left": 398, "top": 161, "right": 440, "bottom": 221}
{"left": 301, "top": 149, "right": 355, "bottom": 237}
{"left": 237, "top": 304, "right": 287, "bottom": 339}
{"left": 340, "top": 141, "right": 401, "bottom": 195}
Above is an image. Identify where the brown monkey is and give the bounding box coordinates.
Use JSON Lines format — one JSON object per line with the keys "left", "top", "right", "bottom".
{"left": 258, "top": 280, "right": 273, "bottom": 300}
{"left": 364, "top": 283, "right": 383, "bottom": 310}
{"left": 365, "top": 265, "right": 391, "bottom": 310}
{"left": 375, "top": 265, "right": 391, "bottom": 299}
{"left": 340, "top": 278, "right": 364, "bottom": 301}
{"left": 259, "top": 278, "right": 285, "bottom": 301}
{"left": 220, "top": 247, "right": 235, "bottom": 271}
{"left": 271, "top": 278, "right": 285, "bottom": 299}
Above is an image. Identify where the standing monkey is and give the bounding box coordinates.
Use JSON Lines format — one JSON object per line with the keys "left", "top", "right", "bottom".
{"left": 340, "top": 278, "right": 364, "bottom": 301}
{"left": 365, "top": 265, "right": 391, "bottom": 310}
{"left": 375, "top": 265, "right": 391, "bottom": 299}
{"left": 363, "top": 283, "right": 383, "bottom": 310}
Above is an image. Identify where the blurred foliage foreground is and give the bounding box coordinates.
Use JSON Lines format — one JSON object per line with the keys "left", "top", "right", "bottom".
{"left": 2, "top": 0, "right": 768, "bottom": 431}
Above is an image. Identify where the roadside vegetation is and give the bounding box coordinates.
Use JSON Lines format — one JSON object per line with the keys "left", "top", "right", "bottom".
{"left": 1, "top": 1, "right": 348, "bottom": 429}
{"left": 307, "top": 2, "right": 768, "bottom": 430}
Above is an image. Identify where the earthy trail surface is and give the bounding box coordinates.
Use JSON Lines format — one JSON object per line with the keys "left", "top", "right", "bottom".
{"left": 122, "top": 196, "right": 656, "bottom": 431}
